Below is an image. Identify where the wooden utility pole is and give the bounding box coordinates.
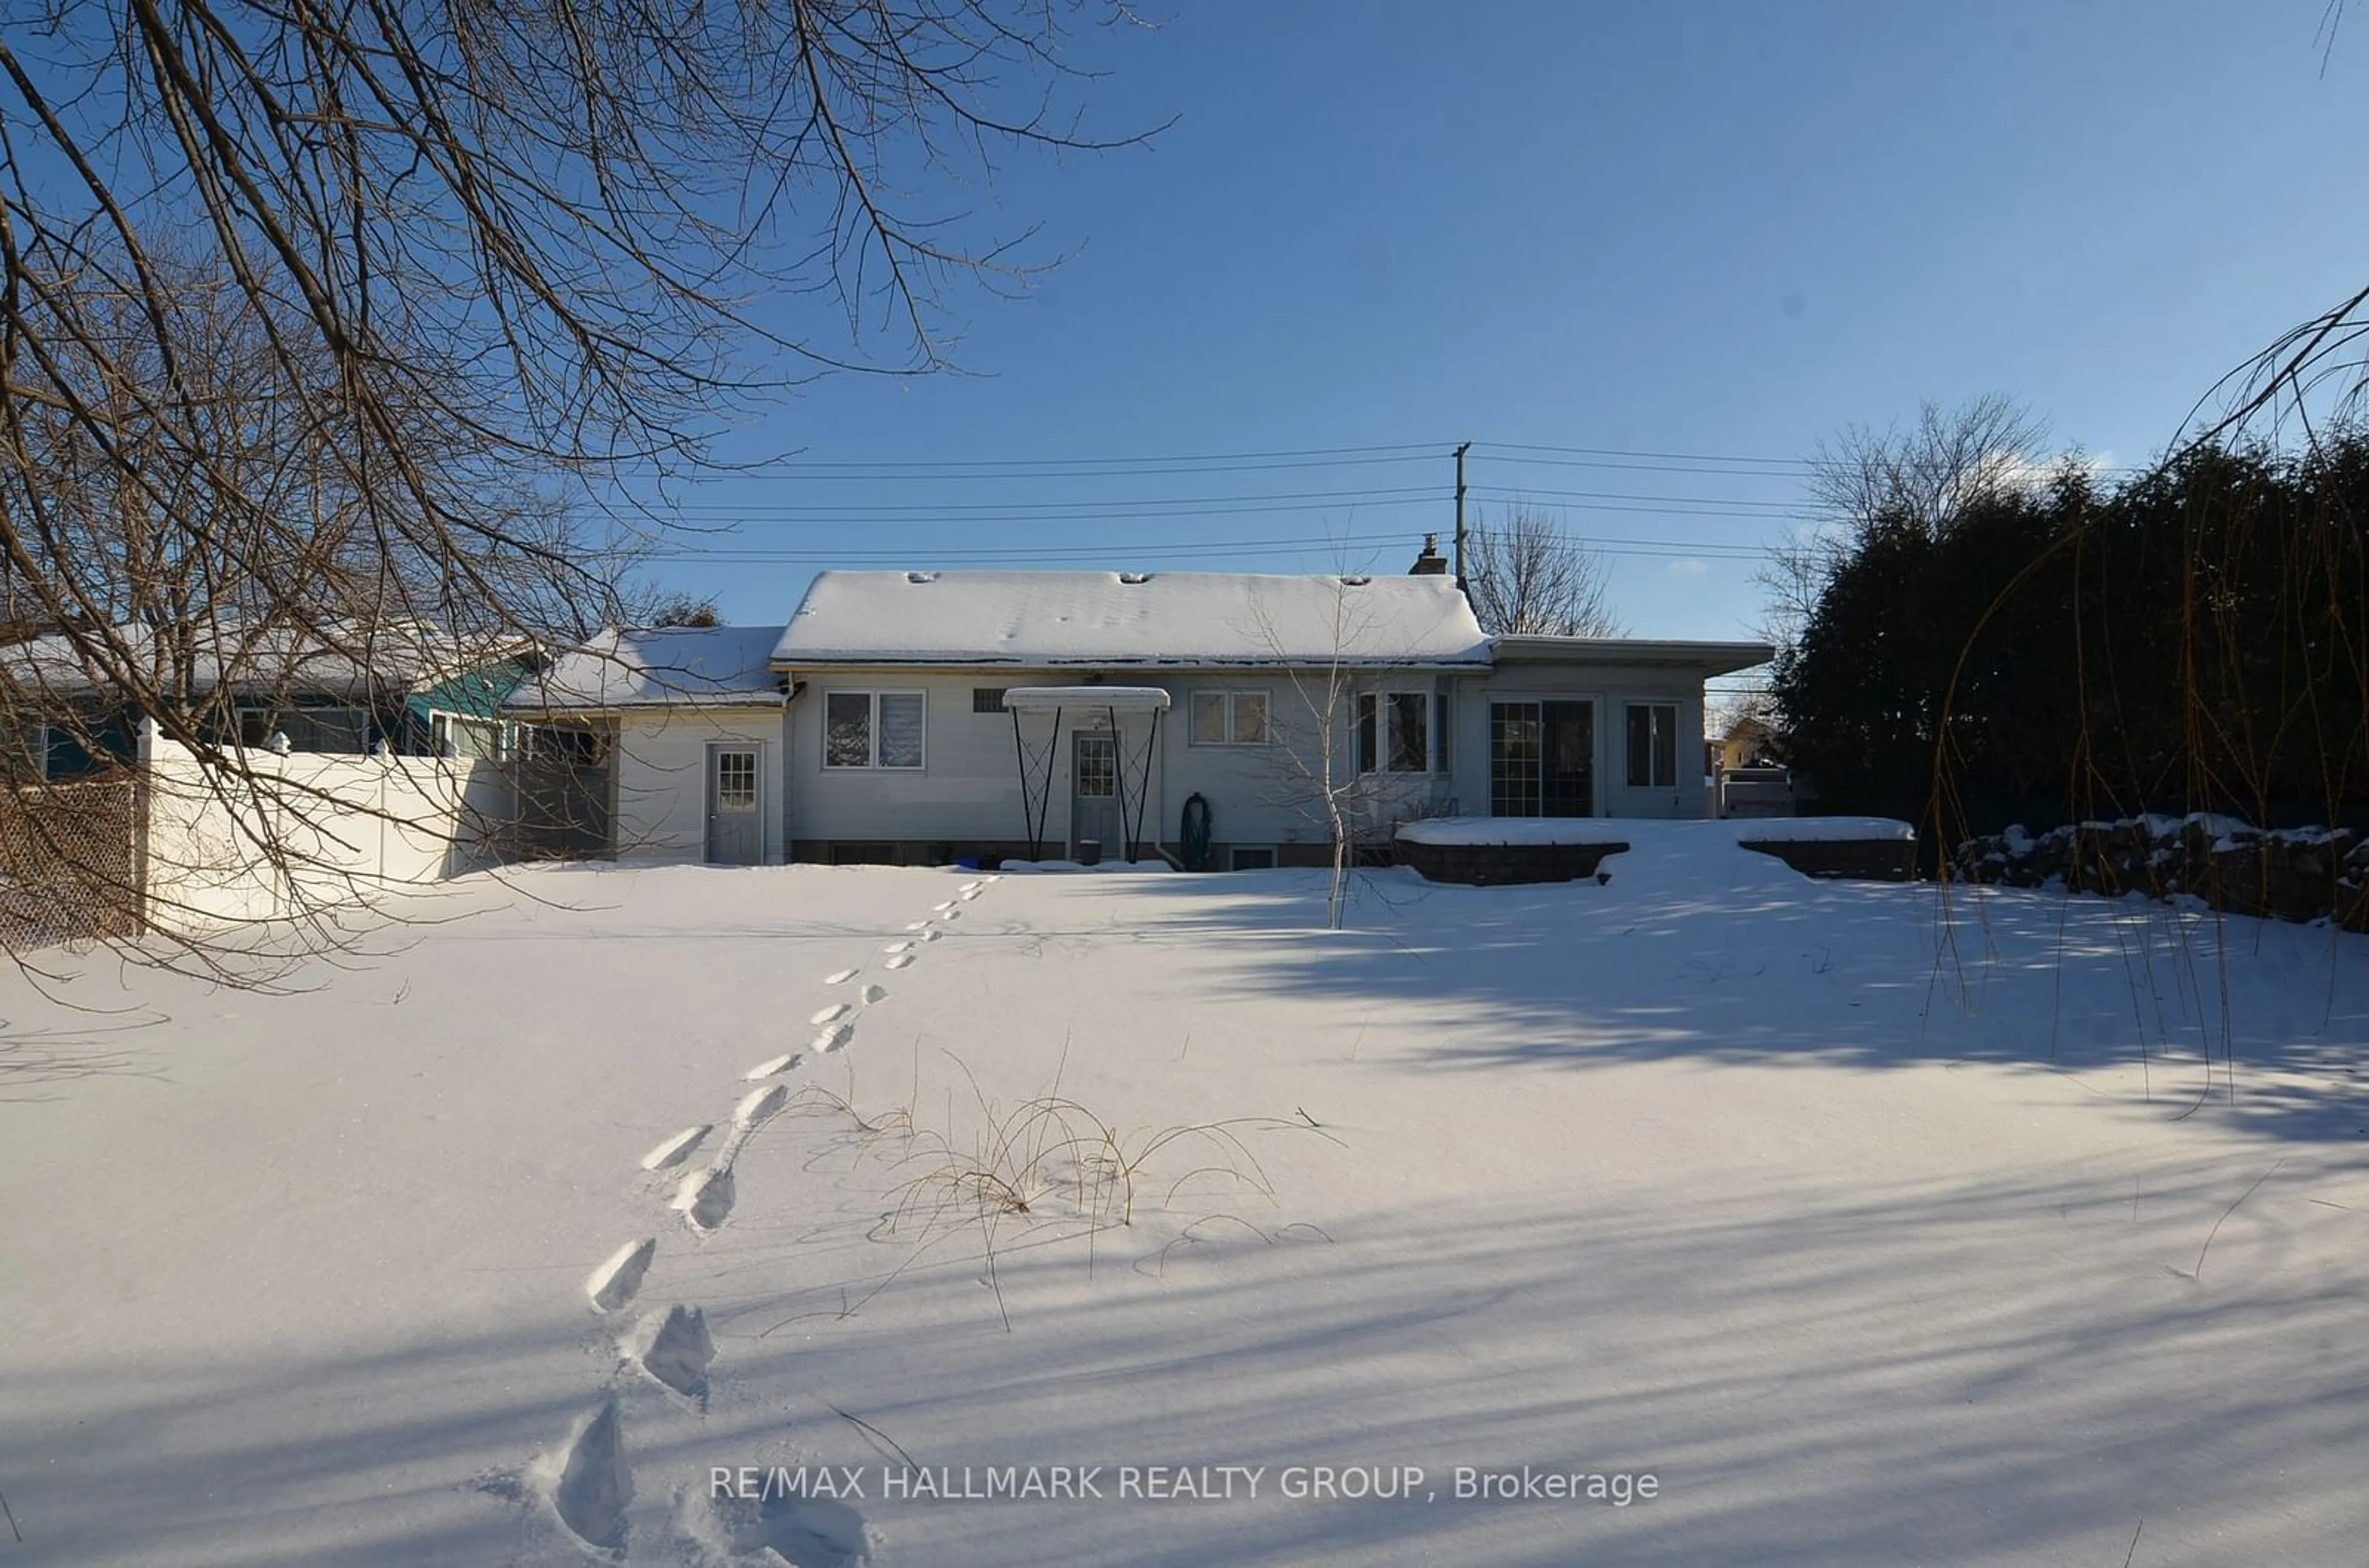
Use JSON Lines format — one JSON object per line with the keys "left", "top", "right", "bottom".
{"left": 1453, "top": 440, "right": 1471, "bottom": 592}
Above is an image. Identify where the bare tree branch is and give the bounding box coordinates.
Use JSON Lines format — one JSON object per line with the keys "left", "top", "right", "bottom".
{"left": 1462, "top": 505, "right": 1621, "bottom": 638}
{"left": 1758, "top": 395, "right": 2051, "bottom": 653}
{"left": 0, "top": 0, "right": 1155, "bottom": 971}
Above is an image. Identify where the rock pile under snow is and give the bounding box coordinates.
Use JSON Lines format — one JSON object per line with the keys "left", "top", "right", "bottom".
{"left": 1954, "top": 814, "right": 2369, "bottom": 928}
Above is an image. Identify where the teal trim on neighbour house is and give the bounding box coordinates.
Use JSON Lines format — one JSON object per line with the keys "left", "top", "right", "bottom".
{"left": 405, "top": 658, "right": 537, "bottom": 749}
{"left": 6, "top": 624, "right": 546, "bottom": 778}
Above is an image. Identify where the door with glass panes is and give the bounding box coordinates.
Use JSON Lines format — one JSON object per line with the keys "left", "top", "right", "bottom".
{"left": 705, "top": 744, "right": 763, "bottom": 864}
{"left": 1489, "top": 699, "right": 1594, "bottom": 817}
{"left": 1070, "top": 732, "right": 1121, "bottom": 859}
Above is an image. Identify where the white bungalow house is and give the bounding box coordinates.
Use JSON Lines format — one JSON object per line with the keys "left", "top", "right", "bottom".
{"left": 506, "top": 550, "right": 1772, "bottom": 869}
{"left": 502, "top": 624, "right": 790, "bottom": 862}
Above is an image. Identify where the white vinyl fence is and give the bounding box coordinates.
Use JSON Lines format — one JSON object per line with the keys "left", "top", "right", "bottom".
{"left": 140, "top": 733, "right": 515, "bottom": 931}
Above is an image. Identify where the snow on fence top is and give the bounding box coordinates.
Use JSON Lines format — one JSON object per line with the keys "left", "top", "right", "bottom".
{"left": 1000, "top": 686, "right": 1173, "bottom": 713}
{"left": 1396, "top": 816, "right": 1916, "bottom": 847}
{"left": 776, "top": 570, "right": 1494, "bottom": 668}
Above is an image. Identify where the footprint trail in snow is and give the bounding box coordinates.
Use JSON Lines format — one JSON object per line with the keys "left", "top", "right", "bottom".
{"left": 585, "top": 1238, "right": 658, "bottom": 1314}
{"left": 546, "top": 1399, "right": 632, "bottom": 1551}
{"left": 672, "top": 1165, "right": 735, "bottom": 1232}
{"left": 639, "top": 1124, "right": 711, "bottom": 1171}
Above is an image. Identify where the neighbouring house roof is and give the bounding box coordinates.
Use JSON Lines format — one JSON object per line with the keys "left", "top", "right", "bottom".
{"left": 776, "top": 571, "right": 1496, "bottom": 669}
{"left": 506, "top": 624, "right": 788, "bottom": 712}
{"left": 1487, "top": 634, "right": 1776, "bottom": 678}
{"left": 0, "top": 617, "right": 500, "bottom": 701}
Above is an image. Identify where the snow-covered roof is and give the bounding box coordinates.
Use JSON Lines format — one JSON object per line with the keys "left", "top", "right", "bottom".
{"left": 0, "top": 617, "right": 481, "bottom": 699}
{"left": 506, "top": 624, "right": 787, "bottom": 712}
{"left": 776, "top": 571, "right": 1495, "bottom": 669}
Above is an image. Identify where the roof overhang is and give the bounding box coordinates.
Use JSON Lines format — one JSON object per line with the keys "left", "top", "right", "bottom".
{"left": 775, "top": 654, "right": 1495, "bottom": 672}
{"left": 1486, "top": 636, "right": 1776, "bottom": 678}
{"left": 500, "top": 693, "right": 786, "bottom": 717}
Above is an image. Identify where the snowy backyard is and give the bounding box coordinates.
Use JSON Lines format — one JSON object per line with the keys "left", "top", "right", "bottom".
{"left": 4, "top": 830, "right": 2367, "bottom": 1567}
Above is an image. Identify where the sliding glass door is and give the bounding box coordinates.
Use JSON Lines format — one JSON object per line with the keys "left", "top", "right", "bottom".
{"left": 1489, "top": 699, "right": 1594, "bottom": 817}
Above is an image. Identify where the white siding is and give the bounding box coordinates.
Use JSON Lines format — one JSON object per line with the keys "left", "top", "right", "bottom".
{"left": 780, "top": 659, "right": 1719, "bottom": 852}
{"left": 1458, "top": 664, "right": 1711, "bottom": 820}
{"left": 611, "top": 706, "right": 788, "bottom": 862}
{"left": 1172, "top": 675, "right": 1455, "bottom": 851}
{"left": 789, "top": 674, "right": 1040, "bottom": 849}
{"left": 1164, "top": 676, "right": 1299, "bottom": 849}
{"left": 786, "top": 668, "right": 1471, "bottom": 854}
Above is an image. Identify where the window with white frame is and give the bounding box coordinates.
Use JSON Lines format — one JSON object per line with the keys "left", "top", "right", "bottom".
{"left": 1625, "top": 702, "right": 1680, "bottom": 789}
{"left": 431, "top": 711, "right": 510, "bottom": 761}
{"left": 824, "top": 690, "right": 926, "bottom": 769}
{"left": 972, "top": 688, "right": 1006, "bottom": 714}
{"left": 1357, "top": 690, "right": 1440, "bottom": 774}
{"left": 1189, "top": 688, "right": 1270, "bottom": 746}
{"left": 713, "top": 748, "right": 758, "bottom": 809}
{"left": 519, "top": 722, "right": 607, "bottom": 765}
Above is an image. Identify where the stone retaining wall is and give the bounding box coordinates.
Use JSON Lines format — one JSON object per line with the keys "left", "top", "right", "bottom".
{"left": 1954, "top": 817, "right": 2369, "bottom": 931}
{"left": 1739, "top": 838, "right": 1919, "bottom": 881}
{"left": 1397, "top": 839, "right": 1627, "bottom": 886}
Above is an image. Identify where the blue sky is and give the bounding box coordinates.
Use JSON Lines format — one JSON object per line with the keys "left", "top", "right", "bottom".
{"left": 647, "top": 0, "right": 2368, "bottom": 682}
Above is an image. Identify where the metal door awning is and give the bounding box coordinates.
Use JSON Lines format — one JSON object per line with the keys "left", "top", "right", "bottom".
{"left": 999, "top": 686, "right": 1172, "bottom": 714}
{"left": 1003, "top": 688, "right": 1170, "bottom": 861}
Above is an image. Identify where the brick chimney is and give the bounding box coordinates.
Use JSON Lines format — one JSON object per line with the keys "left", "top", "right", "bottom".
{"left": 1408, "top": 533, "right": 1449, "bottom": 576}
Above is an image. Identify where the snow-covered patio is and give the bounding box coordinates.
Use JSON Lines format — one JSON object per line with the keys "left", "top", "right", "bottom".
{"left": 4, "top": 831, "right": 2366, "bottom": 1566}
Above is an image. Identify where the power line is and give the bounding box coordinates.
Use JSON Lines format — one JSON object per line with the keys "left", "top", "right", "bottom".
{"left": 642, "top": 436, "right": 2135, "bottom": 490}
{"left": 657, "top": 484, "right": 1445, "bottom": 516}
{"left": 656, "top": 497, "right": 1447, "bottom": 526}
{"left": 681, "top": 436, "right": 1850, "bottom": 481}
{"left": 1465, "top": 483, "right": 1805, "bottom": 513}
{"left": 1474, "top": 439, "right": 1813, "bottom": 468}
{"left": 709, "top": 452, "right": 1442, "bottom": 481}
{"left": 714, "top": 440, "right": 1440, "bottom": 473}
{"left": 658, "top": 499, "right": 1806, "bottom": 530}
{"left": 655, "top": 488, "right": 1811, "bottom": 526}
{"left": 727, "top": 450, "right": 1816, "bottom": 482}
{"left": 651, "top": 529, "right": 1776, "bottom": 566}
{"left": 1473, "top": 455, "right": 1816, "bottom": 480}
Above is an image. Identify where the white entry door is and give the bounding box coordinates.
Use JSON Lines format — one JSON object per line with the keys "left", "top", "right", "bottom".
{"left": 1070, "top": 732, "right": 1121, "bottom": 859}
{"left": 705, "top": 745, "right": 763, "bottom": 864}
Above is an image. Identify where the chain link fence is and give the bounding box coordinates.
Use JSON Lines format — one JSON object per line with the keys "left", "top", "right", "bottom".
{"left": 0, "top": 775, "right": 144, "bottom": 949}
